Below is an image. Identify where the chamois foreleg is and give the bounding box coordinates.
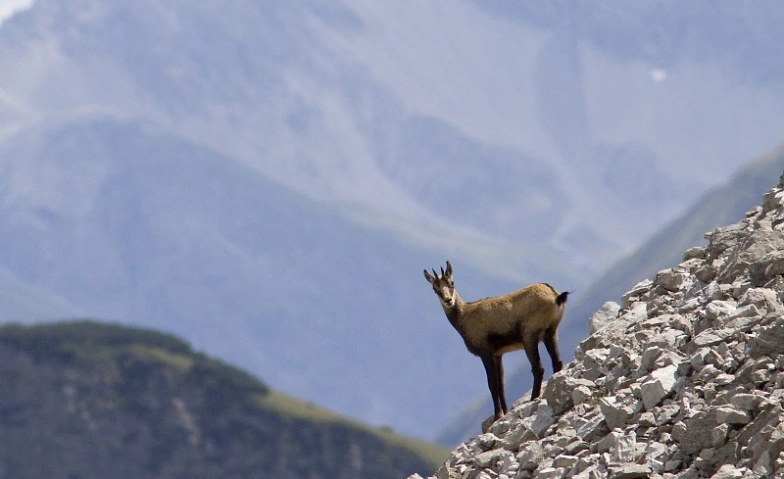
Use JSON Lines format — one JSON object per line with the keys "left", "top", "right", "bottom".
{"left": 481, "top": 354, "right": 504, "bottom": 420}
{"left": 524, "top": 337, "right": 544, "bottom": 400}
{"left": 495, "top": 355, "right": 508, "bottom": 415}
{"left": 543, "top": 327, "right": 563, "bottom": 373}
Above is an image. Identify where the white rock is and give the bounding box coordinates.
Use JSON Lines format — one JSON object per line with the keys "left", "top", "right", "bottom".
{"left": 544, "top": 375, "right": 595, "bottom": 415}
{"left": 663, "top": 458, "right": 682, "bottom": 473}
{"left": 640, "top": 364, "right": 678, "bottom": 411}
{"left": 474, "top": 449, "right": 518, "bottom": 474}
{"left": 581, "top": 348, "right": 610, "bottom": 380}
{"left": 474, "top": 450, "right": 500, "bottom": 468}
{"left": 749, "top": 320, "right": 784, "bottom": 357}
{"left": 739, "top": 287, "right": 784, "bottom": 311}
{"left": 607, "top": 463, "right": 652, "bottom": 479}
{"left": 475, "top": 433, "right": 501, "bottom": 451}
{"left": 516, "top": 442, "right": 544, "bottom": 471}
{"left": 710, "top": 464, "right": 743, "bottom": 479}
{"left": 692, "top": 327, "right": 735, "bottom": 347}
{"left": 552, "top": 455, "right": 578, "bottom": 468}
{"left": 535, "top": 467, "right": 565, "bottom": 479}
{"left": 705, "top": 300, "right": 737, "bottom": 320}
{"left": 575, "top": 412, "right": 608, "bottom": 442}
{"left": 623, "top": 301, "right": 649, "bottom": 323}
{"left": 647, "top": 328, "right": 687, "bottom": 349}
{"left": 641, "top": 346, "right": 663, "bottom": 371}
{"left": 622, "top": 280, "right": 653, "bottom": 309}
{"left": 671, "top": 410, "right": 721, "bottom": 455}
{"left": 655, "top": 267, "right": 690, "bottom": 292}
{"left": 500, "top": 423, "right": 536, "bottom": 451}
{"left": 599, "top": 396, "right": 637, "bottom": 430}
{"left": 645, "top": 441, "right": 669, "bottom": 473}
{"left": 609, "top": 430, "right": 637, "bottom": 462}
{"left": 753, "top": 449, "right": 773, "bottom": 478}
{"left": 729, "top": 393, "right": 767, "bottom": 411}
{"left": 589, "top": 301, "right": 621, "bottom": 334}
{"left": 654, "top": 403, "right": 680, "bottom": 425}
{"left": 714, "top": 406, "right": 751, "bottom": 425}
{"left": 572, "top": 385, "right": 593, "bottom": 406}
{"left": 529, "top": 403, "right": 555, "bottom": 437}
{"left": 684, "top": 246, "right": 706, "bottom": 260}
{"left": 710, "top": 423, "right": 729, "bottom": 448}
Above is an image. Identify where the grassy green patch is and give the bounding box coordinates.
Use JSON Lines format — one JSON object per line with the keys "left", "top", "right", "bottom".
{"left": 257, "top": 392, "right": 450, "bottom": 468}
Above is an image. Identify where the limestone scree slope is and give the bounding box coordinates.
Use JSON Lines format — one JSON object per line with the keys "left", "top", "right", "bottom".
{"left": 409, "top": 172, "right": 784, "bottom": 479}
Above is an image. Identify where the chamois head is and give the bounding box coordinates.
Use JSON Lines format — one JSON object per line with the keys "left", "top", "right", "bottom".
{"left": 423, "top": 261, "right": 456, "bottom": 307}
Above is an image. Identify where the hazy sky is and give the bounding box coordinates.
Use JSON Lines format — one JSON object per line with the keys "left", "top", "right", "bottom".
{"left": 0, "top": 0, "right": 33, "bottom": 24}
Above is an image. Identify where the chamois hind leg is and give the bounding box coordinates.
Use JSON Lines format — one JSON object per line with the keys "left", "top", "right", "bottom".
{"left": 523, "top": 337, "right": 544, "bottom": 400}
{"left": 543, "top": 327, "right": 563, "bottom": 373}
{"left": 481, "top": 354, "right": 504, "bottom": 420}
{"left": 495, "top": 354, "right": 508, "bottom": 415}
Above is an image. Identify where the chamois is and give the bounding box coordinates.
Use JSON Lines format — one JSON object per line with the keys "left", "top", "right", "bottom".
{"left": 423, "top": 261, "right": 568, "bottom": 421}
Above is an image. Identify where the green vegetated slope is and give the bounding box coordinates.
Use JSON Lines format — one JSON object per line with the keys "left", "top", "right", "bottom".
{"left": 0, "top": 320, "right": 447, "bottom": 479}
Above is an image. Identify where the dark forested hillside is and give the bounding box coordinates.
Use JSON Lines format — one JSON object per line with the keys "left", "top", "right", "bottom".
{"left": 0, "top": 321, "right": 446, "bottom": 479}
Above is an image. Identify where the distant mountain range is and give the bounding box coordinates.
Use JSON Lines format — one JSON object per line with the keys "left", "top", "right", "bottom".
{"left": 0, "top": 116, "right": 522, "bottom": 439}
{"left": 2, "top": 0, "right": 784, "bottom": 440}
{"left": 0, "top": 320, "right": 445, "bottom": 479}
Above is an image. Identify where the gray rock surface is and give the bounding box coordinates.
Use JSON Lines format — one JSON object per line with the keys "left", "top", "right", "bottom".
{"left": 409, "top": 172, "right": 784, "bottom": 479}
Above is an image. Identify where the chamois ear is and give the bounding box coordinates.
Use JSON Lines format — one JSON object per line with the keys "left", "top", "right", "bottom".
{"left": 445, "top": 261, "right": 453, "bottom": 277}
{"left": 423, "top": 269, "right": 435, "bottom": 284}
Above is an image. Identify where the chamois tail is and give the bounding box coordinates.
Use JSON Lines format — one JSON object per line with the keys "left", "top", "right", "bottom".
{"left": 555, "top": 291, "right": 570, "bottom": 307}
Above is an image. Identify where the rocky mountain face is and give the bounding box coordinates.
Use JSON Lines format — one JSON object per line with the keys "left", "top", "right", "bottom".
{"left": 0, "top": 321, "right": 445, "bottom": 479}
{"left": 436, "top": 144, "right": 784, "bottom": 446}
{"left": 411, "top": 173, "right": 784, "bottom": 478}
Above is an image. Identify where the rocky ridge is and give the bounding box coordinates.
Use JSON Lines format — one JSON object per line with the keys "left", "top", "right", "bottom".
{"left": 410, "top": 172, "right": 784, "bottom": 479}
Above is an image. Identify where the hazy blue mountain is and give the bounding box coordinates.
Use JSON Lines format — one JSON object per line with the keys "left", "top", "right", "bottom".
{"left": 3, "top": 0, "right": 781, "bottom": 278}
{"left": 0, "top": 116, "right": 546, "bottom": 438}
{"left": 437, "top": 146, "right": 784, "bottom": 445}
{"left": 471, "top": 0, "right": 784, "bottom": 88}
{"left": 2, "top": 0, "right": 784, "bottom": 440}
{"left": 0, "top": 265, "right": 78, "bottom": 321}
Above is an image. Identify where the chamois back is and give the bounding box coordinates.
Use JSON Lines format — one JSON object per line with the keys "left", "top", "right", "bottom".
{"left": 459, "top": 283, "right": 565, "bottom": 349}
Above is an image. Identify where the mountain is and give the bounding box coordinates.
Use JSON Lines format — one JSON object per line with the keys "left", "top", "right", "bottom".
{"left": 412, "top": 171, "right": 784, "bottom": 479}
{"left": 0, "top": 320, "right": 447, "bottom": 479}
{"left": 0, "top": 116, "right": 534, "bottom": 439}
{"left": 436, "top": 149, "right": 784, "bottom": 444}
{"left": 0, "top": 263, "right": 78, "bottom": 320}
{"left": 3, "top": 0, "right": 784, "bottom": 440}
{"left": 5, "top": 0, "right": 784, "bottom": 272}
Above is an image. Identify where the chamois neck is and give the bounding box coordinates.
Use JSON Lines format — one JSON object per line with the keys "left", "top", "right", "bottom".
{"left": 442, "top": 290, "right": 465, "bottom": 326}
